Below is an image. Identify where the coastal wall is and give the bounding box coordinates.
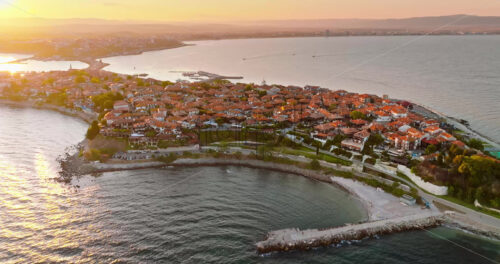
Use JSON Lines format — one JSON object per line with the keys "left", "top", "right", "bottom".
{"left": 81, "top": 157, "right": 356, "bottom": 192}
{"left": 397, "top": 165, "right": 448, "bottom": 195}
{"left": 256, "top": 212, "right": 444, "bottom": 254}
{"left": 175, "top": 158, "right": 335, "bottom": 183}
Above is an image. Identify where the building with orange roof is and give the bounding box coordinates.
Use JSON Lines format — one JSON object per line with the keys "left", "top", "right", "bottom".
{"left": 423, "top": 125, "right": 443, "bottom": 136}
{"left": 439, "top": 132, "right": 456, "bottom": 142}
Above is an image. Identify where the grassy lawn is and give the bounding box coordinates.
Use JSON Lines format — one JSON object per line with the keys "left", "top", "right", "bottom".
{"left": 396, "top": 171, "right": 418, "bottom": 186}
{"left": 439, "top": 195, "right": 500, "bottom": 219}
{"left": 275, "top": 146, "right": 352, "bottom": 166}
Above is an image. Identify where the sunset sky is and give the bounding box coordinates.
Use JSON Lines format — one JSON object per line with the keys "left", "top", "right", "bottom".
{"left": 0, "top": 0, "right": 499, "bottom": 21}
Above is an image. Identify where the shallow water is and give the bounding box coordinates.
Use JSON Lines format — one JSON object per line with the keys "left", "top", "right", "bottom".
{"left": 0, "top": 105, "right": 498, "bottom": 263}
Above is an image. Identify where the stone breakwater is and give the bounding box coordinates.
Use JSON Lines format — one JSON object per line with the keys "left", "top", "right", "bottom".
{"left": 256, "top": 212, "right": 444, "bottom": 254}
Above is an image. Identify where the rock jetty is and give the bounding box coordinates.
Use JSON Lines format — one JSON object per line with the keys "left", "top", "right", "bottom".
{"left": 256, "top": 212, "right": 444, "bottom": 254}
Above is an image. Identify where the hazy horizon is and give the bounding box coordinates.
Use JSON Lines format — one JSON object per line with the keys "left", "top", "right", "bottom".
{"left": 1, "top": 0, "right": 500, "bottom": 22}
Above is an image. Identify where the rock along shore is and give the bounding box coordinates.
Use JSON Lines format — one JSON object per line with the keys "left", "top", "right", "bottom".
{"left": 255, "top": 212, "right": 445, "bottom": 254}
{"left": 79, "top": 157, "right": 500, "bottom": 242}
{"left": 82, "top": 158, "right": 337, "bottom": 185}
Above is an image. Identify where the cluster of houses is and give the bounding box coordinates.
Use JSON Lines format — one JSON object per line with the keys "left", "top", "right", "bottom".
{"left": 0, "top": 69, "right": 465, "bottom": 159}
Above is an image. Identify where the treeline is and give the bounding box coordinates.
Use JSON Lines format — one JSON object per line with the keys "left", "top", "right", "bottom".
{"left": 92, "top": 92, "right": 124, "bottom": 112}
{"left": 417, "top": 144, "right": 500, "bottom": 209}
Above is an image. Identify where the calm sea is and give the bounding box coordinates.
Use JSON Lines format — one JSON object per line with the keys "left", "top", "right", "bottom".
{"left": 0, "top": 53, "right": 87, "bottom": 72}
{"left": 101, "top": 35, "right": 500, "bottom": 144}
{"left": 0, "top": 105, "right": 499, "bottom": 263}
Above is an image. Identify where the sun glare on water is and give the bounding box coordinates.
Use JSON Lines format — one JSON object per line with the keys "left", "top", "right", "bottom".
{"left": 0, "top": 56, "right": 24, "bottom": 74}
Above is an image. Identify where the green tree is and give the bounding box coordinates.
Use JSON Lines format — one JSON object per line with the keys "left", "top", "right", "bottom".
{"left": 350, "top": 110, "right": 366, "bottom": 120}
{"left": 91, "top": 92, "right": 124, "bottom": 112}
{"left": 215, "top": 117, "right": 226, "bottom": 126}
{"left": 332, "top": 134, "right": 345, "bottom": 146}
{"left": 475, "top": 187, "right": 485, "bottom": 203}
{"left": 309, "top": 159, "right": 321, "bottom": 170}
{"left": 467, "top": 139, "right": 484, "bottom": 151}
{"left": 145, "top": 130, "right": 157, "bottom": 138}
{"left": 161, "top": 81, "right": 174, "bottom": 87}
{"left": 366, "top": 133, "right": 384, "bottom": 146}
{"left": 46, "top": 92, "right": 67, "bottom": 106}
{"left": 75, "top": 75, "right": 86, "bottom": 83}
{"left": 425, "top": 144, "right": 437, "bottom": 155}
{"left": 43, "top": 78, "right": 55, "bottom": 86}
{"left": 103, "top": 100, "right": 114, "bottom": 110}
{"left": 86, "top": 121, "right": 100, "bottom": 140}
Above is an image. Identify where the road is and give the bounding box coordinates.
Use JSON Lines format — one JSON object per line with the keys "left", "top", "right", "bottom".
{"left": 364, "top": 164, "right": 500, "bottom": 232}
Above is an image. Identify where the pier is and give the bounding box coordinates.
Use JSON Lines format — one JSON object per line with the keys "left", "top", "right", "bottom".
{"left": 179, "top": 71, "right": 243, "bottom": 82}
{"left": 256, "top": 212, "right": 444, "bottom": 254}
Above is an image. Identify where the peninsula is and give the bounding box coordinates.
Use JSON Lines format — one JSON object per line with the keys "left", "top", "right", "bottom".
{"left": 1, "top": 68, "right": 499, "bottom": 251}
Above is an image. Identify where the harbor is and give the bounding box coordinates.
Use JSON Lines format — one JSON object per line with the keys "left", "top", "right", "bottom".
{"left": 176, "top": 70, "right": 244, "bottom": 82}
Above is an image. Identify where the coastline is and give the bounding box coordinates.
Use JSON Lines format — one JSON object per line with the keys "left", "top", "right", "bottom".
{"left": 0, "top": 99, "right": 97, "bottom": 124}
{"left": 75, "top": 156, "right": 500, "bottom": 240}
{"left": 410, "top": 101, "right": 500, "bottom": 149}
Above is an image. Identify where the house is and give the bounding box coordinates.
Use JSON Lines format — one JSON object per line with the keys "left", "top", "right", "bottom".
{"left": 395, "top": 135, "right": 418, "bottom": 151}
{"left": 350, "top": 119, "right": 368, "bottom": 127}
{"left": 424, "top": 126, "right": 443, "bottom": 136}
{"left": 375, "top": 111, "right": 391, "bottom": 122}
{"left": 113, "top": 100, "right": 130, "bottom": 112}
{"left": 341, "top": 130, "right": 370, "bottom": 152}
{"left": 421, "top": 119, "right": 440, "bottom": 128}
{"left": 439, "top": 132, "right": 456, "bottom": 142}
{"left": 390, "top": 106, "right": 408, "bottom": 118}
{"left": 451, "top": 140, "right": 466, "bottom": 148}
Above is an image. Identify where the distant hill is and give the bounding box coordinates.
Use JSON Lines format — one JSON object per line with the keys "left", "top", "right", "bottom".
{"left": 244, "top": 15, "right": 500, "bottom": 30}
{"left": 1, "top": 14, "right": 499, "bottom": 39}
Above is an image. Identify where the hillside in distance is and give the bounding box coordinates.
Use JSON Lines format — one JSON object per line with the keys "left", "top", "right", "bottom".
{"left": 2, "top": 14, "right": 500, "bottom": 39}
{"left": 1, "top": 14, "right": 499, "bottom": 60}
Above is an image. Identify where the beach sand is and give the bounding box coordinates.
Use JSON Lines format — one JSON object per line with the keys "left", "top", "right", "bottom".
{"left": 330, "top": 177, "right": 433, "bottom": 221}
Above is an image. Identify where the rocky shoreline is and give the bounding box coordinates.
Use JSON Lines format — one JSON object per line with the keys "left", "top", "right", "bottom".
{"left": 67, "top": 156, "right": 500, "bottom": 241}
{"left": 410, "top": 101, "right": 500, "bottom": 149}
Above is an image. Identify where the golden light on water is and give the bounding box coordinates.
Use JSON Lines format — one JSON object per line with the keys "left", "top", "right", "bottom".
{"left": 0, "top": 63, "right": 23, "bottom": 74}
{"left": 0, "top": 55, "right": 18, "bottom": 63}
{"left": 0, "top": 151, "right": 104, "bottom": 262}
{"left": 0, "top": 55, "right": 24, "bottom": 74}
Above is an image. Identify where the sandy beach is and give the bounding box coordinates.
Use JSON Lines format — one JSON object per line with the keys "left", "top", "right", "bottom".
{"left": 330, "top": 177, "right": 432, "bottom": 221}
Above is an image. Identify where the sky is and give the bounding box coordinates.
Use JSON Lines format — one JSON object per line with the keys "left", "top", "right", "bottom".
{"left": 0, "top": 0, "right": 499, "bottom": 22}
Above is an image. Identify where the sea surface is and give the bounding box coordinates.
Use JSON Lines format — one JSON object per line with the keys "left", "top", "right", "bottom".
{"left": 0, "top": 105, "right": 499, "bottom": 263}
{"left": 101, "top": 35, "right": 500, "bottom": 143}
{"left": 0, "top": 53, "right": 87, "bottom": 73}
